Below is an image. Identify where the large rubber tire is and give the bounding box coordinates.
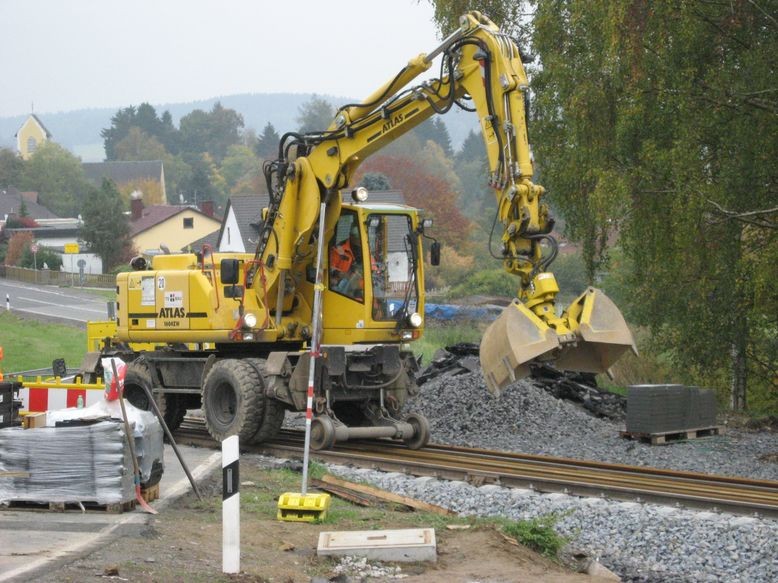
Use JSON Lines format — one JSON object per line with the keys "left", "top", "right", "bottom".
{"left": 245, "top": 358, "right": 285, "bottom": 444}
{"left": 202, "top": 359, "right": 262, "bottom": 442}
{"left": 402, "top": 412, "right": 430, "bottom": 450}
{"left": 124, "top": 359, "right": 186, "bottom": 432}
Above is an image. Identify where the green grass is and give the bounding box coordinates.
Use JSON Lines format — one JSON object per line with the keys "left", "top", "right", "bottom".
{"left": 0, "top": 312, "right": 86, "bottom": 374}
{"left": 498, "top": 513, "right": 569, "bottom": 558}
{"left": 414, "top": 321, "right": 487, "bottom": 364}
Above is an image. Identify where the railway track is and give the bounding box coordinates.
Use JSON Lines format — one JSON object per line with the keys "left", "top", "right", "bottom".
{"left": 174, "top": 418, "right": 778, "bottom": 518}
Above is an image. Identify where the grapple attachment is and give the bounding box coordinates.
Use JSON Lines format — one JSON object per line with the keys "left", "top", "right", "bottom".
{"left": 480, "top": 288, "right": 636, "bottom": 396}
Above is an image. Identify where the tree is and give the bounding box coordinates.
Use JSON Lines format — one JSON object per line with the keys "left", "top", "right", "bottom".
{"left": 528, "top": 0, "right": 778, "bottom": 411}
{"left": 255, "top": 122, "right": 281, "bottom": 159}
{"left": 416, "top": 119, "right": 453, "bottom": 157}
{"left": 114, "top": 127, "right": 168, "bottom": 161}
{"left": 102, "top": 103, "right": 178, "bottom": 159}
{"left": 80, "top": 179, "right": 132, "bottom": 271}
{"left": 456, "top": 129, "right": 485, "bottom": 164}
{"left": 20, "top": 245, "right": 62, "bottom": 271}
{"left": 221, "top": 145, "right": 259, "bottom": 192}
{"left": 428, "top": 0, "right": 530, "bottom": 38}
{"left": 20, "top": 142, "right": 90, "bottom": 217}
{"left": 4, "top": 231, "right": 33, "bottom": 266}
{"left": 296, "top": 96, "right": 335, "bottom": 133}
{"left": 179, "top": 102, "right": 244, "bottom": 163}
{"left": 359, "top": 173, "right": 392, "bottom": 191}
{"left": 355, "top": 154, "right": 471, "bottom": 249}
{"left": 0, "top": 148, "right": 25, "bottom": 186}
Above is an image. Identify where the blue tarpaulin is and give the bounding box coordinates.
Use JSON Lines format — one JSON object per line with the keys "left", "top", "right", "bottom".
{"left": 424, "top": 303, "right": 501, "bottom": 321}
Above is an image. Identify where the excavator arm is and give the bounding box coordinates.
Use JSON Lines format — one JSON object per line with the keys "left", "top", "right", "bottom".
{"left": 253, "top": 11, "right": 635, "bottom": 395}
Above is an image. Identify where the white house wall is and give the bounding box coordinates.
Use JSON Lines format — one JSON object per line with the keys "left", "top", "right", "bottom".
{"left": 218, "top": 208, "right": 245, "bottom": 252}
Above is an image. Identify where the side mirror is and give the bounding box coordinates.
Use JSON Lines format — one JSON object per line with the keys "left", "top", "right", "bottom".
{"left": 430, "top": 241, "right": 441, "bottom": 266}
{"left": 220, "top": 258, "right": 240, "bottom": 284}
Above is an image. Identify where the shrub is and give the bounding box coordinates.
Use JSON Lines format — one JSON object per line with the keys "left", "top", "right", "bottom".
{"left": 501, "top": 514, "right": 568, "bottom": 558}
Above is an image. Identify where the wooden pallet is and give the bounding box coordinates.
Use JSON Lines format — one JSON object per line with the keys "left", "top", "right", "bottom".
{"left": 2, "top": 498, "right": 136, "bottom": 513}
{"left": 620, "top": 426, "right": 724, "bottom": 445}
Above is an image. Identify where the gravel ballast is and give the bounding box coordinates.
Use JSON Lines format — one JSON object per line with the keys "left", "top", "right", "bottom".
{"left": 322, "top": 369, "right": 778, "bottom": 581}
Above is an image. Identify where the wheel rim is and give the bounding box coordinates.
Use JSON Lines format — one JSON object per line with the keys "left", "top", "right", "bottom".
{"left": 311, "top": 416, "right": 335, "bottom": 450}
{"left": 212, "top": 381, "right": 238, "bottom": 425}
{"left": 403, "top": 413, "right": 430, "bottom": 449}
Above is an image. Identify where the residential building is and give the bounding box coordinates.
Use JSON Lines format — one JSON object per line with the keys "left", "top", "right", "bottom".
{"left": 0, "top": 187, "right": 59, "bottom": 226}
{"left": 129, "top": 195, "right": 220, "bottom": 255}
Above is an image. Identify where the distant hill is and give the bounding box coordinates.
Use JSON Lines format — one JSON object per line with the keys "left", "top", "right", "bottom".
{"left": 0, "top": 93, "right": 479, "bottom": 162}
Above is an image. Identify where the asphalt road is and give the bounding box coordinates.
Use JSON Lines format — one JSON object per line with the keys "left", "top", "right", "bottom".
{"left": 0, "top": 279, "right": 112, "bottom": 325}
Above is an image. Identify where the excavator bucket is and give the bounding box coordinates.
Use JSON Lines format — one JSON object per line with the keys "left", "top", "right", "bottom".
{"left": 480, "top": 288, "right": 636, "bottom": 396}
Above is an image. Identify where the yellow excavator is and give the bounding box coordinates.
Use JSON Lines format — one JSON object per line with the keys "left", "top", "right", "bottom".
{"left": 108, "top": 11, "right": 634, "bottom": 449}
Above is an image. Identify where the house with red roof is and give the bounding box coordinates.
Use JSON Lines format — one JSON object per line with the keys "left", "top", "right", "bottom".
{"left": 129, "top": 194, "right": 221, "bottom": 256}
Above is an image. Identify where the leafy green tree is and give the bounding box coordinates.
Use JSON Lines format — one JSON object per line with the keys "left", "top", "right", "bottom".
{"left": 221, "top": 145, "right": 259, "bottom": 192}
{"left": 102, "top": 103, "right": 178, "bottom": 160}
{"left": 179, "top": 102, "right": 244, "bottom": 163}
{"left": 359, "top": 173, "right": 392, "bottom": 191}
{"left": 528, "top": 0, "right": 778, "bottom": 410}
{"left": 0, "top": 148, "right": 25, "bottom": 186}
{"left": 114, "top": 127, "right": 168, "bottom": 161}
{"left": 20, "top": 245, "right": 62, "bottom": 271}
{"left": 20, "top": 142, "right": 90, "bottom": 217}
{"left": 428, "top": 0, "right": 529, "bottom": 38}
{"left": 255, "top": 122, "right": 281, "bottom": 159}
{"left": 80, "top": 179, "right": 132, "bottom": 271}
{"left": 296, "top": 96, "right": 335, "bottom": 133}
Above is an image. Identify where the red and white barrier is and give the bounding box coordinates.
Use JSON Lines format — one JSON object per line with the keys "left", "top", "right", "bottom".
{"left": 18, "top": 382, "right": 105, "bottom": 414}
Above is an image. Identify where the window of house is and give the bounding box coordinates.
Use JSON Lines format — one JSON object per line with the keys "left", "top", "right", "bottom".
{"left": 183, "top": 217, "right": 194, "bottom": 229}
{"left": 27, "top": 136, "right": 37, "bottom": 154}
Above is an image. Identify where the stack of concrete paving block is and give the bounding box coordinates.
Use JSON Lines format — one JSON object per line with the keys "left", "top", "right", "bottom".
{"left": 0, "top": 420, "right": 135, "bottom": 505}
{"left": 0, "top": 382, "right": 22, "bottom": 429}
{"left": 626, "top": 384, "right": 717, "bottom": 434}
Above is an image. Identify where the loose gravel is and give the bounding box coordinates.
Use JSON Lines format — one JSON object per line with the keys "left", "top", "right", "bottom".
{"left": 406, "top": 372, "right": 778, "bottom": 481}
{"left": 318, "top": 370, "right": 778, "bottom": 582}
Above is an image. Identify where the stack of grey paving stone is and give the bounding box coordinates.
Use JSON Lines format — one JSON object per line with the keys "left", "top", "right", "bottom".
{"left": 0, "top": 420, "right": 135, "bottom": 505}
{"left": 626, "top": 384, "right": 717, "bottom": 434}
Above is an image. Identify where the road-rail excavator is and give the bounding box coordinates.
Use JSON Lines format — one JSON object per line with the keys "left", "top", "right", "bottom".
{"left": 104, "top": 12, "right": 635, "bottom": 449}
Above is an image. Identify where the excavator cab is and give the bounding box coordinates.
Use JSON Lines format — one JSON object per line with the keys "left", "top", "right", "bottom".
{"left": 322, "top": 204, "right": 426, "bottom": 345}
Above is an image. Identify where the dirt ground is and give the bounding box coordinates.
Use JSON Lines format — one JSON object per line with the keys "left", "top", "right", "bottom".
{"left": 28, "top": 460, "right": 617, "bottom": 583}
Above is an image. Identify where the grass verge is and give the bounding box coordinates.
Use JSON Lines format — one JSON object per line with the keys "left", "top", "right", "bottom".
{"left": 0, "top": 311, "right": 86, "bottom": 373}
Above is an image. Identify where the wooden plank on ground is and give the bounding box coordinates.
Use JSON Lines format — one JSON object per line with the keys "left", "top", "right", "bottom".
{"left": 311, "top": 478, "right": 378, "bottom": 507}
{"left": 320, "top": 474, "right": 454, "bottom": 516}
{"left": 0, "top": 471, "right": 30, "bottom": 478}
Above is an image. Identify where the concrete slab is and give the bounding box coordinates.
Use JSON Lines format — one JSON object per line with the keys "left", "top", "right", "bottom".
{"left": 317, "top": 528, "right": 437, "bottom": 563}
{"left": 0, "top": 443, "right": 221, "bottom": 582}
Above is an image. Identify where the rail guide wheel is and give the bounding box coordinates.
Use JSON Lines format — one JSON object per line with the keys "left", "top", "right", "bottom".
{"left": 310, "top": 416, "right": 336, "bottom": 450}
{"left": 402, "top": 412, "right": 430, "bottom": 450}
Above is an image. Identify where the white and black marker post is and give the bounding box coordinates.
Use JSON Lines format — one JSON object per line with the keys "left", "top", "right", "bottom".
{"left": 222, "top": 435, "right": 240, "bottom": 574}
{"left": 5, "top": 294, "right": 9, "bottom": 311}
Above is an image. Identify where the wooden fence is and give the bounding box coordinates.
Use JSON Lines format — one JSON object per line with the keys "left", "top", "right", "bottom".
{"left": 0, "top": 265, "right": 115, "bottom": 288}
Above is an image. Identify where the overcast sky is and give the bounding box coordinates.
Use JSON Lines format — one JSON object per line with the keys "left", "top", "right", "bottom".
{"left": 0, "top": 0, "right": 442, "bottom": 118}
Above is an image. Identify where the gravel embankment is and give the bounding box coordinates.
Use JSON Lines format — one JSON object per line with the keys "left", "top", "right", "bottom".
{"left": 324, "top": 370, "right": 778, "bottom": 582}
{"left": 407, "top": 372, "right": 778, "bottom": 481}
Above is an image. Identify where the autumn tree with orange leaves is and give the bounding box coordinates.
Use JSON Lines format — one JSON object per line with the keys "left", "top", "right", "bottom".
{"left": 355, "top": 154, "right": 471, "bottom": 250}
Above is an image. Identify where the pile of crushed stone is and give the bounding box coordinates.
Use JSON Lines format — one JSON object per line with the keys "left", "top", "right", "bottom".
{"left": 405, "top": 369, "right": 778, "bottom": 481}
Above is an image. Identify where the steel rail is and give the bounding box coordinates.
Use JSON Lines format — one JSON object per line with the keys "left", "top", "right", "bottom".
{"left": 175, "top": 419, "right": 778, "bottom": 518}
